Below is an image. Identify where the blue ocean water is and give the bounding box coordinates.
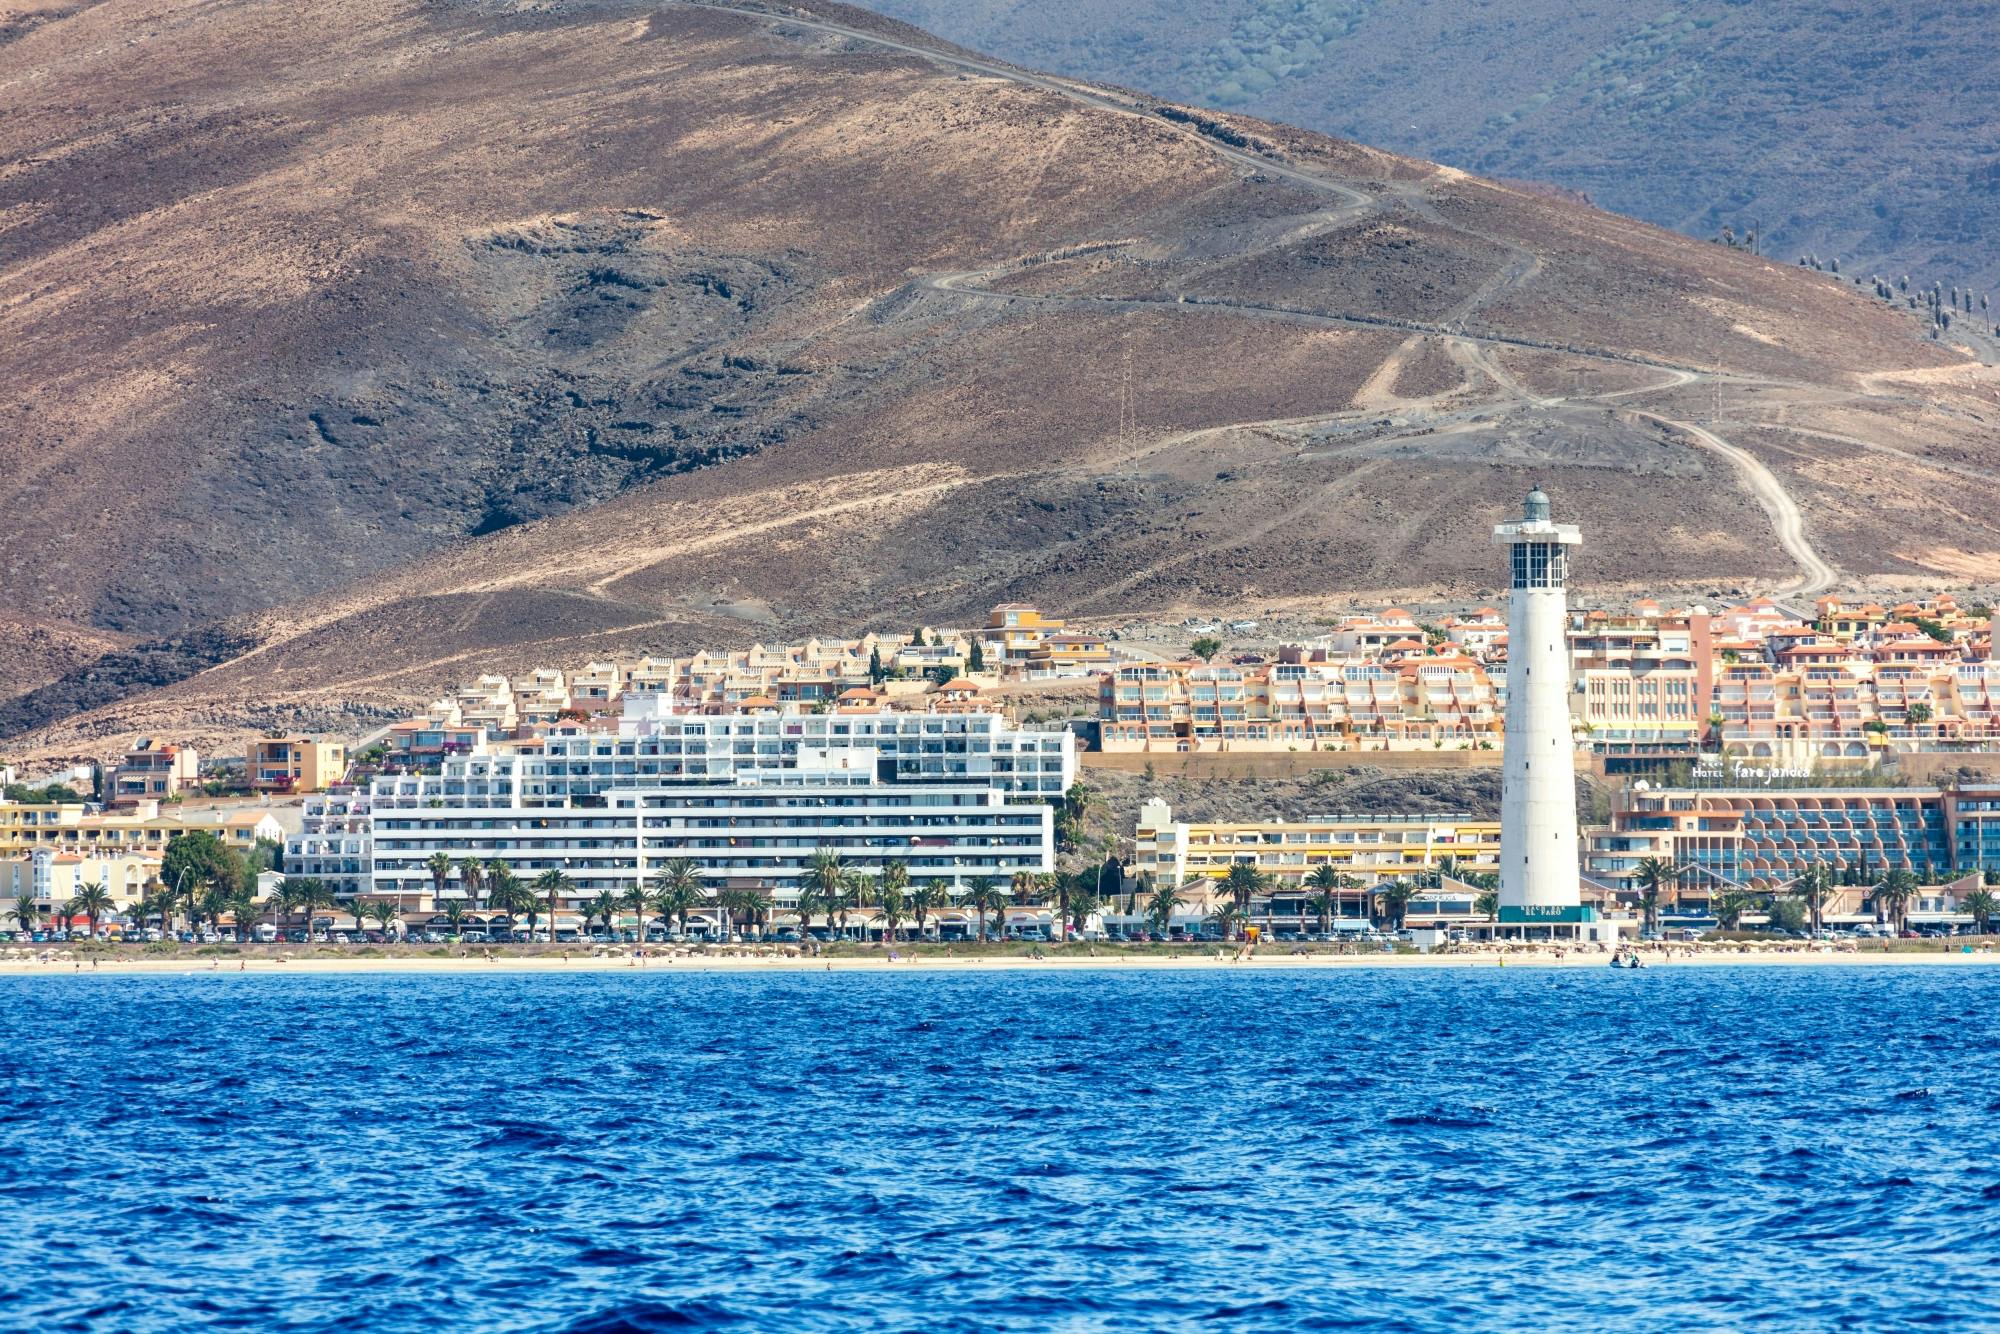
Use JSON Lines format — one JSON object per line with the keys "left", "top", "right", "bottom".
{"left": 4, "top": 966, "right": 1999, "bottom": 1332}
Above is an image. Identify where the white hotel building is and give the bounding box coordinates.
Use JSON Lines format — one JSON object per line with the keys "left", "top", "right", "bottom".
{"left": 293, "top": 700, "right": 1073, "bottom": 918}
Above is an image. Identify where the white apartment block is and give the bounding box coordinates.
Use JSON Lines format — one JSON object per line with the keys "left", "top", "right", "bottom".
{"left": 369, "top": 763, "right": 1052, "bottom": 912}
{"left": 307, "top": 703, "right": 1073, "bottom": 916}
{"left": 285, "top": 792, "right": 373, "bottom": 897}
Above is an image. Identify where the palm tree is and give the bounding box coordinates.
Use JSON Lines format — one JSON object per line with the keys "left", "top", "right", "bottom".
{"left": 425, "top": 851, "right": 454, "bottom": 906}
{"left": 1873, "top": 869, "right": 1919, "bottom": 932}
{"left": 964, "top": 875, "right": 1003, "bottom": 941}
{"left": 1146, "top": 880, "right": 1184, "bottom": 935}
{"left": 650, "top": 858, "right": 704, "bottom": 938}
{"left": 588, "top": 890, "right": 620, "bottom": 937}
{"left": 200, "top": 880, "right": 236, "bottom": 934}
{"left": 486, "top": 872, "right": 531, "bottom": 937}
{"left": 456, "top": 857, "right": 484, "bottom": 911}
{"left": 721, "top": 884, "right": 771, "bottom": 939}
{"left": 1373, "top": 879, "right": 1418, "bottom": 930}
{"left": 439, "top": 897, "right": 470, "bottom": 938}
{"left": 1065, "top": 878, "right": 1101, "bottom": 937}
{"left": 908, "top": 878, "right": 946, "bottom": 940}
{"left": 1795, "top": 862, "right": 1834, "bottom": 935}
{"left": 876, "top": 860, "right": 910, "bottom": 941}
{"left": 1963, "top": 887, "right": 1999, "bottom": 936}
{"left": 151, "top": 882, "right": 188, "bottom": 934}
{"left": 223, "top": 885, "right": 260, "bottom": 939}
{"left": 266, "top": 879, "right": 296, "bottom": 937}
{"left": 802, "top": 849, "right": 846, "bottom": 938}
{"left": 1010, "top": 869, "right": 1041, "bottom": 906}
{"left": 483, "top": 859, "right": 512, "bottom": 913}
{"left": 1209, "top": 900, "right": 1246, "bottom": 940}
{"left": 338, "top": 894, "right": 367, "bottom": 933}
{"left": 64, "top": 880, "right": 114, "bottom": 938}
{"left": 876, "top": 870, "right": 907, "bottom": 942}
{"left": 534, "top": 869, "right": 574, "bottom": 943}
{"left": 620, "top": 882, "right": 650, "bottom": 942}
{"left": 484, "top": 864, "right": 521, "bottom": 931}
{"left": 1304, "top": 865, "right": 1354, "bottom": 934}
{"left": 1474, "top": 889, "right": 1499, "bottom": 921}
{"left": 283, "top": 877, "right": 336, "bottom": 940}
{"left": 1054, "top": 781, "right": 1098, "bottom": 855}
{"left": 365, "top": 898, "right": 400, "bottom": 937}
{"left": 794, "top": 878, "right": 830, "bottom": 942}
{"left": 838, "top": 869, "right": 868, "bottom": 940}
{"left": 1221, "top": 862, "right": 1266, "bottom": 921}
{"left": 178, "top": 868, "right": 209, "bottom": 934}
{"left": 1633, "top": 857, "right": 1674, "bottom": 933}
{"left": 11, "top": 892, "right": 43, "bottom": 935}
{"left": 747, "top": 884, "right": 772, "bottom": 939}
{"left": 1712, "top": 889, "right": 1754, "bottom": 930}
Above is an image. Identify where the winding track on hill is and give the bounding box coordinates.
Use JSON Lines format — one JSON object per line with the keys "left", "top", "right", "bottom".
{"left": 688, "top": 0, "right": 1841, "bottom": 596}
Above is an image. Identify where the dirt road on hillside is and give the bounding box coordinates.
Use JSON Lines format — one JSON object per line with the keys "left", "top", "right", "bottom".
{"left": 689, "top": 0, "right": 1850, "bottom": 594}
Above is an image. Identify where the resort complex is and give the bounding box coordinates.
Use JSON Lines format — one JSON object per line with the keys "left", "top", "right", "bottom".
{"left": 8, "top": 488, "right": 2000, "bottom": 945}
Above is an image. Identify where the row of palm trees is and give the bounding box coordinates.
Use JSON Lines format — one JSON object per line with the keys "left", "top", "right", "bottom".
{"left": 797, "top": 850, "right": 1034, "bottom": 940}
{"left": 1628, "top": 856, "right": 2000, "bottom": 933}
{"left": 13, "top": 857, "right": 1473, "bottom": 945}
{"left": 1210, "top": 862, "right": 1480, "bottom": 937}
{"left": 10, "top": 879, "right": 119, "bottom": 936}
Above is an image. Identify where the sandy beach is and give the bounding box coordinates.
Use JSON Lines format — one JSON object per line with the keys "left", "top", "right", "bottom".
{"left": 6, "top": 948, "right": 1999, "bottom": 977}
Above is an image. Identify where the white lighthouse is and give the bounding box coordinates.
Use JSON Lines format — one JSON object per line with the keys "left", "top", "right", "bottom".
{"left": 1494, "top": 486, "right": 1583, "bottom": 916}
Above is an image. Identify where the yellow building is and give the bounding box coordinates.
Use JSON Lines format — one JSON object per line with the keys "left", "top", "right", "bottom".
{"left": 0, "top": 800, "right": 283, "bottom": 858}
{"left": 1134, "top": 799, "right": 1501, "bottom": 893}
{"left": 983, "top": 604, "right": 1067, "bottom": 668}
{"left": 1025, "top": 631, "right": 1112, "bottom": 677}
{"left": 1, "top": 850, "right": 160, "bottom": 923}
{"left": 0, "top": 802, "right": 89, "bottom": 854}
{"left": 246, "top": 736, "right": 347, "bottom": 793}
{"left": 1568, "top": 611, "right": 1703, "bottom": 757}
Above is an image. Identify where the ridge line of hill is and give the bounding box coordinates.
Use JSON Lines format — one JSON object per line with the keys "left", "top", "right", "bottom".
{"left": 687, "top": 0, "right": 1842, "bottom": 596}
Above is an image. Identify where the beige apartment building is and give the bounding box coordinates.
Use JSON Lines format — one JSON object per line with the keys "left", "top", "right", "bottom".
{"left": 104, "top": 740, "right": 201, "bottom": 807}
{"left": 246, "top": 736, "right": 347, "bottom": 793}
{"left": 1135, "top": 799, "right": 1501, "bottom": 893}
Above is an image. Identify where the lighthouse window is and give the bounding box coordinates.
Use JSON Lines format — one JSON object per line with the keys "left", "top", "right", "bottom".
{"left": 1510, "top": 542, "right": 1567, "bottom": 589}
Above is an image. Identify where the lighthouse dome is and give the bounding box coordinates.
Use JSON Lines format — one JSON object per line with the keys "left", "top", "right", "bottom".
{"left": 1523, "top": 487, "right": 1551, "bottom": 522}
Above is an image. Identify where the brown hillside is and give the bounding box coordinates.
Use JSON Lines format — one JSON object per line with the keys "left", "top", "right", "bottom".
{"left": 3, "top": 0, "right": 1997, "bottom": 760}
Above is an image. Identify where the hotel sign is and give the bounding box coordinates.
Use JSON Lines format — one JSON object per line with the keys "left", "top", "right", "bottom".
{"left": 1498, "top": 905, "right": 1599, "bottom": 924}
{"left": 1693, "top": 760, "right": 1812, "bottom": 787}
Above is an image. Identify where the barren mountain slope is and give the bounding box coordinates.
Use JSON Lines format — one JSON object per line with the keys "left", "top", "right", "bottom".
{"left": 2, "top": 0, "right": 1995, "bottom": 762}
{"left": 870, "top": 0, "right": 2000, "bottom": 290}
